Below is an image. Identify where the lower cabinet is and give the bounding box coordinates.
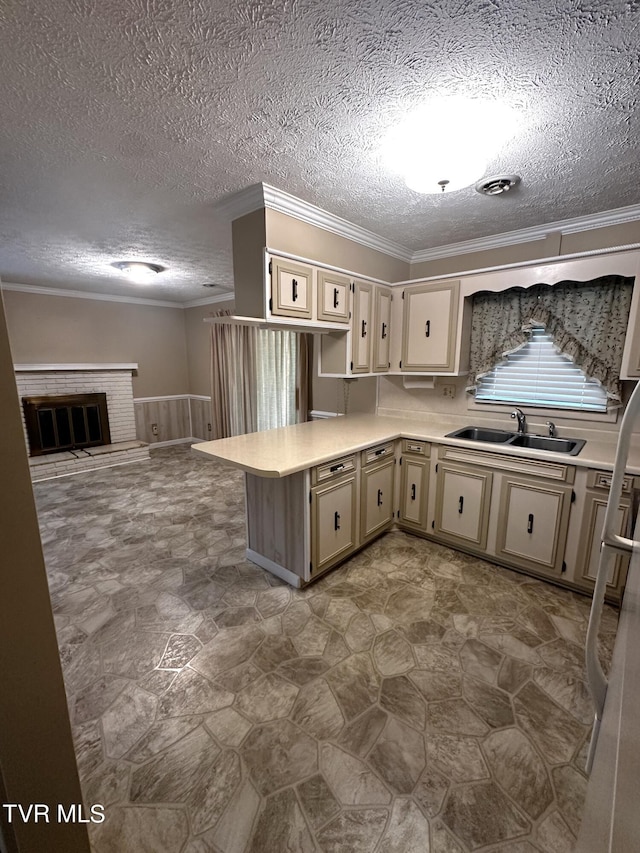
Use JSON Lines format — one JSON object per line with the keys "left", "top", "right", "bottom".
{"left": 311, "top": 473, "right": 358, "bottom": 576}
{"left": 434, "top": 463, "right": 492, "bottom": 550}
{"left": 361, "top": 456, "right": 395, "bottom": 542}
{"left": 496, "top": 477, "right": 573, "bottom": 576}
{"left": 398, "top": 440, "right": 430, "bottom": 531}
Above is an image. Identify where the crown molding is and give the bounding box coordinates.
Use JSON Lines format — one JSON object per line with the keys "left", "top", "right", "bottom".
{"left": 411, "top": 202, "right": 640, "bottom": 263}
{"left": 1, "top": 281, "right": 184, "bottom": 308}
{"left": 182, "top": 294, "right": 235, "bottom": 309}
{"left": 215, "top": 182, "right": 412, "bottom": 262}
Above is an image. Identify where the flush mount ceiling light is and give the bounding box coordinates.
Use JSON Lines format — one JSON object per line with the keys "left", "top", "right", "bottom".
{"left": 380, "top": 97, "right": 519, "bottom": 194}
{"left": 475, "top": 174, "right": 521, "bottom": 195}
{"left": 111, "top": 261, "right": 165, "bottom": 283}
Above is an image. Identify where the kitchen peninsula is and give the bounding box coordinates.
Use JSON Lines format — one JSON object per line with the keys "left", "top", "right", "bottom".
{"left": 193, "top": 414, "right": 640, "bottom": 599}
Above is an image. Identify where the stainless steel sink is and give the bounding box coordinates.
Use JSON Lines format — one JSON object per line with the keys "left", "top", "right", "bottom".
{"left": 445, "top": 426, "right": 515, "bottom": 443}
{"left": 508, "top": 434, "right": 586, "bottom": 455}
{"left": 445, "top": 425, "right": 586, "bottom": 455}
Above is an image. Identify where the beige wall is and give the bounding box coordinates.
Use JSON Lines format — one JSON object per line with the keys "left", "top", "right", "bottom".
{"left": 2, "top": 288, "right": 189, "bottom": 397}
{"left": 0, "top": 288, "right": 90, "bottom": 853}
{"left": 266, "top": 209, "right": 410, "bottom": 282}
{"left": 409, "top": 221, "right": 640, "bottom": 281}
{"left": 184, "top": 299, "right": 234, "bottom": 397}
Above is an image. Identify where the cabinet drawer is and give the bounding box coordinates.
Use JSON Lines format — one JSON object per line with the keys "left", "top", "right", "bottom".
{"left": 587, "top": 470, "right": 635, "bottom": 493}
{"left": 361, "top": 442, "right": 395, "bottom": 466}
{"left": 402, "top": 439, "right": 430, "bottom": 456}
{"left": 313, "top": 454, "right": 357, "bottom": 485}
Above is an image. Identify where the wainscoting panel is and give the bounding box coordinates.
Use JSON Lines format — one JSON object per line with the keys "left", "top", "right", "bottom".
{"left": 189, "top": 396, "right": 213, "bottom": 441}
{"left": 134, "top": 395, "right": 212, "bottom": 444}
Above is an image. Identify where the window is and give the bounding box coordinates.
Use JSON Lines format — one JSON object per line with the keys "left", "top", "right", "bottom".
{"left": 474, "top": 326, "right": 608, "bottom": 413}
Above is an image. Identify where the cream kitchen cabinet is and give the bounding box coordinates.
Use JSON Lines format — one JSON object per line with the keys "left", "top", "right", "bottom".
{"left": 398, "top": 440, "right": 430, "bottom": 532}
{"left": 317, "top": 268, "right": 351, "bottom": 324}
{"left": 311, "top": 467, "right": 358, "bottom": 577}
{"left": 372, "top": 285, "right": 392, "bottom": 372}
{"left": 400, "top": 281, "right": 460, "bottom": 372}
{"left": 270, "top": 257, "right": 313, "bottom": 319}
{"left": 360, "top": 442, "right": 396, "bottom": 543}
{"left": 351, "top": 280, "right": 374, "bottom": 373}
{"left": 574, "top": 470, "right": 634, "bottom": 601}
{"left": 434, "top": 462, "right": 492, "bottom": 550}
{"left": 496, "top": 476, "right": 574, "bottom": 577}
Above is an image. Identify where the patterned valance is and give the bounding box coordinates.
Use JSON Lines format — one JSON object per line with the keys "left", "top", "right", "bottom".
{"left": 466, "top": 276, "right": 634, "bottom": 406}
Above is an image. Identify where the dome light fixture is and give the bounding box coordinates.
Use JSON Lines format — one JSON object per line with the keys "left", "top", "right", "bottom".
{"left": 380, "top": 97, "right": 519, "bottom": 195}
{"left": 111, "top": 261, "right": 165, "bottom": 283}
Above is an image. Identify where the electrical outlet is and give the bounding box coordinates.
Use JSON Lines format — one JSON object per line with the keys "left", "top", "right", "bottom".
{"left": 151, "top": 423, "right": 158, "bottom": 436}
{"left": 442, "top": 384, "right": 456, "bottom": 399}
{"left": 207, "top": 423, "right": 212, "bottom": 432}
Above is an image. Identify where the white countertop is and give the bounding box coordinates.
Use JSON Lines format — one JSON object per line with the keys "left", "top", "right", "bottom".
{"left": 191, "top": 413, "right": 640, "bottom": 477}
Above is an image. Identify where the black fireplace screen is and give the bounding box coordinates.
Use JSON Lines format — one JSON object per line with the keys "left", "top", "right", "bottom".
{"left": 22, "top": 393, "right": 111, "bottom": 456}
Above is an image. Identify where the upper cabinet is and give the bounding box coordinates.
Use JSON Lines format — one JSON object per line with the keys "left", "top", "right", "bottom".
{"left": 400, "top": 281, "right": 460, "bottom": 372}
{"left": 373, "top": 286, "right": 392, "bottom": 372}
{"left": 270, "top": 257, "right": 313, "bottom": 319}
{"left": 351, "top": 280, "right": 373, "bottom": 374}
{"left": 317, "top": 269, "right": 351, "bottom": 324}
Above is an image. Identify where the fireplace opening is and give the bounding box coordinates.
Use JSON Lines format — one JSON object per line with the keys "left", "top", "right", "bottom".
{"left": 22, "top": 393, "right": 111, "bottom": 457}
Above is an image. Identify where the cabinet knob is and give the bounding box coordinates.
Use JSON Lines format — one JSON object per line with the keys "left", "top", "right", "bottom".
{"left": 334, "top": 511, "right": 341, "bottom": 531}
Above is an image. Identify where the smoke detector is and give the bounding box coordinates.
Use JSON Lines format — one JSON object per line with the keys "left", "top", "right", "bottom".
{"left": 475, "top": 174, "right": 521, "bottom": 196}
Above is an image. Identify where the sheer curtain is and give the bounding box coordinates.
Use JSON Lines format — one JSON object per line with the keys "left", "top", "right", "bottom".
{"left": 210, "top": 314, "right": 309, "bottom": 438}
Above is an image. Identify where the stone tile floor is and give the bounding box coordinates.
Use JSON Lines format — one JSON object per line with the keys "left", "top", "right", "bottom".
{"left": 34, "top": 445, "right": 619, "bottom": 853}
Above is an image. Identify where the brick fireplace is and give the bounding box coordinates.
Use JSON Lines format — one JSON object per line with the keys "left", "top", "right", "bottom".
{"left": 14, "top": 363, "right": 149, "bottom": 481}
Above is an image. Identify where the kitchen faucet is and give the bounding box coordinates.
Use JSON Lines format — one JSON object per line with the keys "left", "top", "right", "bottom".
{"left": 511, "top": 408, "right": 526, "bottom": 434}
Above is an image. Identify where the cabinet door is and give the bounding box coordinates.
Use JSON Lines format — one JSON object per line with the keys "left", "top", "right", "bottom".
{"left": 311, "top": 475, "right": 357, "bottom": 576}
{"left": 361, "top": 458, "right": 395, "bottom": 542}
{"left": 577, "top": 492, "right": 630, "bottom": 595}
{"left": 373, "top": 286, "right": 392, "bottom": 372}
{"left": 317, "top": 270, "right": 350, "bottom": 324}
{"left": 399, "top": 457, "right": 428, "bottom": 530}
{"left": 401, "top": 282, "right": 459, "bottom": 372}
{"left": 351, "top": 281, "right": 373, "bottom": 373}
{"left": 434, "top": 464, "right": 492, "bottom": 549}
{"left": 496, "top": 478, "right": 573, "bottom": 575}
{"left": 271, "top": 258, "right": 313, "bottom": 319}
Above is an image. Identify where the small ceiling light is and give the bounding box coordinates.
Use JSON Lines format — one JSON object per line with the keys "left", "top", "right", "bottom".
{"left": 380, "top": 97, "right": 519, "bottom": 195}
{"left": 111, "top": 261, "right": 164, "bottom": 283}
{"left": 475, "top": 174, "right": 521, "bottom": 195}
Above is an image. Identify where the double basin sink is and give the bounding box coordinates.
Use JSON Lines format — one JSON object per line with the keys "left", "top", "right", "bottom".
{"left": 445, "top": 426, "right": 586, "bottom": 456}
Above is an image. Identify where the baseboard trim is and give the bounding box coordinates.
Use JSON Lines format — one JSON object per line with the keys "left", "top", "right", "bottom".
{"left": 246, "top": 548, "right": 303, "bottom": 588}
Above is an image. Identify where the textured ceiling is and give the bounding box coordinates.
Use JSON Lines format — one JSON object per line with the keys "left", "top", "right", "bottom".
{"left": 0, "top": 0, "right": 639, "bottom": 302}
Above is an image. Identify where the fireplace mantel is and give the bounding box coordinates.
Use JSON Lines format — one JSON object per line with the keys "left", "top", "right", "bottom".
{"left": 14, "top": 363, "right": 138, "bottom": 372}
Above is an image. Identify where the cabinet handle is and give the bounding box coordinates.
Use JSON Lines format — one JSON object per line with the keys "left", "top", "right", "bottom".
{"left": 292, "top": 278, "right": 298, "bottom": 302}
{"left": 381, "top": 322, "right": 387, "bottom": 339}
{"left": 374, "top": 448, "right": 386, "bottom": 456}
{"left": 334, "top": 511, "right": 341, "bottom": 531}
{"left": 527, "top": 513, "right": 534, "bottom": 534}
{"left": 333, "top": 287, "right": 339, "bottom": 308}
{"left": 330, "top": 463, "right": 345, "bottom": 473}
{"left": 361, "top": 319, "right": 367, "bottom": 337}
{"left": 411, "top": 484, "right": 416, "bottom": 501}
{"left": 458, "top": 495, "right": 464, "bottom": 514}
{"left": 425, "top": 320, "right": 431, "bottom": 338}
{"left": 377, "top": 489, "right": 383, "bottom": 506}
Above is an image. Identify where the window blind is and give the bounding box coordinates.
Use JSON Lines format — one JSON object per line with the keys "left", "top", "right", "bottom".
{"left": 475, "top": 327, "right": 608, "bottom": 412}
